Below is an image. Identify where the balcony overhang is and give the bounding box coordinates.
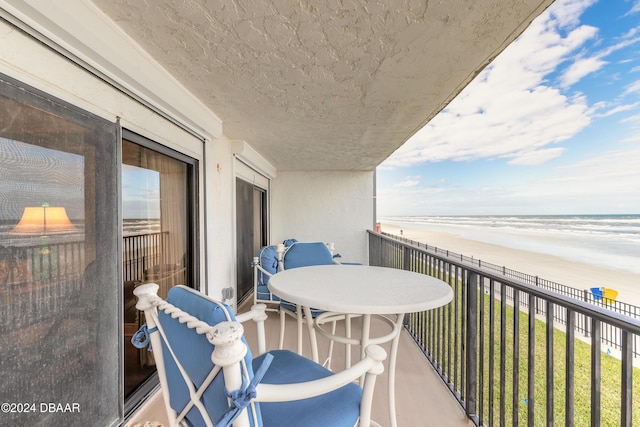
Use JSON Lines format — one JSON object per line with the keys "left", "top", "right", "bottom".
{"left": 0, "top": 0, "right": 555, "bottom": 171}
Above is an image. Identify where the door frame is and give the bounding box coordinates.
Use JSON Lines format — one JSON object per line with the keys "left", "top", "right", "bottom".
{"left": 233, "top": 158, "right": 271, "bottom": 308}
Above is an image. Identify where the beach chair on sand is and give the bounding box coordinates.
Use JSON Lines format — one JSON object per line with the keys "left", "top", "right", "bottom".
{"left": 132, "top": 284, "right": 386, "bottom": 427}
{"left": 603, "top": 288, "right": 618, "bottom": 303}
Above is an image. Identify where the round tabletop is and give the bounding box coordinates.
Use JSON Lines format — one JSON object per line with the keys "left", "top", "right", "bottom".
{"left": 268, "top": 264, "right": 454, "bottom": 315}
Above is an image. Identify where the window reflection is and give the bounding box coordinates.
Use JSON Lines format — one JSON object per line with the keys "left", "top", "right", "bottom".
{"left": 0, "top": 82, "right": 118, "bottom": 427}
{"left": 122, "top": 138, "right": 191, "bottom": 398}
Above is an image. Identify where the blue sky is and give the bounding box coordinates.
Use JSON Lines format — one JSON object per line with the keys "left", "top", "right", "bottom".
{"left": 377, "top": 0, "right": 640, "bottom": 216}
{"left": 122, "top": 164, "right": 160, "bottom": 219}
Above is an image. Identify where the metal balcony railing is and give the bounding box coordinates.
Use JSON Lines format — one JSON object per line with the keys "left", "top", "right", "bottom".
{"left": 380, "top": 232, "right": 640, "bottom": 356}
{"left": 123, "top": 231, "right": 170, "bottom": 282}
{"left": 368, "top": 230, "right": 640, "bottom": 426}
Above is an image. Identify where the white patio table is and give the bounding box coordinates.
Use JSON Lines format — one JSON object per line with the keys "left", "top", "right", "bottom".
{"left": 268, "top": 264, "right": 454, "bottom": 427}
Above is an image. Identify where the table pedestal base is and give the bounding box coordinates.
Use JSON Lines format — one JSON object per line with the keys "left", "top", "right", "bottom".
{"left": 312, "top": 309, "right": 404, "bottom": 427}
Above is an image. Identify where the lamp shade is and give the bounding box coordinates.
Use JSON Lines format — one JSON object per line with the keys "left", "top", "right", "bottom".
{"left": 12, "top": 206, "right": 76, "bottom": 234}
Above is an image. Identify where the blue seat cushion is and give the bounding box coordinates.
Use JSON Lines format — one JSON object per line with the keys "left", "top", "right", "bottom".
{"left": 159, "top": 286, "right": 262, "bottom": 427}
{"left": 254, "top": 350, "right": 362, "bottom": 427}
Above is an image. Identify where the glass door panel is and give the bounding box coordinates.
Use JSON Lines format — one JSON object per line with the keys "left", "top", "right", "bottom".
{"left": 121, "top": 137, "right": 194, "bottom": 400}
{"left": 236, "top": 178, "right": 267, "bottom": 304}
{"left": 0, "top": 74, "right": 119, "bottom": 427}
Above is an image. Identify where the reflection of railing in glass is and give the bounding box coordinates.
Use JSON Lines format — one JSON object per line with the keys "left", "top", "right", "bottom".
{"left": 0, "top": 241, "right": 85, "bottom": 327}
{"left": 123, "top": 230, "right": 185, "bottom": 300}
{"left": 123, "top": 231, "right": 170, "bottom": 283}
{"left": 122, "top": 230, "right": 187, "bottom": 396}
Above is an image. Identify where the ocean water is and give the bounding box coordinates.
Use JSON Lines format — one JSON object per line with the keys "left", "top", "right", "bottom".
{"left": 379, "top": 215, "right": 640, "bottom": 275}
{"left": 123, "top": 218, "right": 161, "bottom": 236}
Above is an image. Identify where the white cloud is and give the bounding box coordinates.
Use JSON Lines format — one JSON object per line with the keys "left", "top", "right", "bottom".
{"left": 626, "top": 0, "right": 640, "bottom": 15}
{"left": 394, "top": 177, "right": 421, "bottom": 187}
{"left": 539, "top": 148, "right": 640, "bottom": 196}
{"left": 624, "top": 80, "right": 640, "bottom": 95}
{"left": 505, "top": 148, "right": 640, "bottom": 209}
{"left": 383, "top": 0, "right": 595, "bottom": 169}
{"left": 560, "top": 56, "right": 607, "bottom": 87}
{"left": 621, "top": 133, "right": 640, "bottom": 143}
{"left": 558, "top": 20, "right": 640, "bottom": 86}
{"left": 378, "top": 147, "right": 640, "bottom": 216}
{"left": 620, "top": 113, "right": 640, "bottom": 124}
{"left": 543, "top": 0, "right": 597, "bottom": 29}
{"left": 596, "top": 102, "right": 640, "bottom": 117}
{"left": 507, "top": 147, "right": 566, "bottom": 165}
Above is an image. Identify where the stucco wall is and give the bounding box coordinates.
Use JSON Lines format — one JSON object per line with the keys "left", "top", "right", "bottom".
{"left": 271, "top": 171, "right": 375, "bottom": 265}
{"left": 203, "top": 137, "right": 236, "bottom": 300}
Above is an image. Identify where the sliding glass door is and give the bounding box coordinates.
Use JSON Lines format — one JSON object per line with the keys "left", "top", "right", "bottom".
{"left": 0, "top": 74, "right": 120, "bottom": 426}
{"left": 0, "top": 74, "right": 199, "bottom": 424}
{"left": 121, "top": 132, "right": 198, "bottom": 408}
{"left": 236, "top": 177, "right": 267, "bottom": 304}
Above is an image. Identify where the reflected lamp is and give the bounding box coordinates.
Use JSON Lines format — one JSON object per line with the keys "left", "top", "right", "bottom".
{"left": 12, "top": 203, "right": 76, "bottom": 235}
{"left": 12, "top": 203, "right": 76, "bottom": 255}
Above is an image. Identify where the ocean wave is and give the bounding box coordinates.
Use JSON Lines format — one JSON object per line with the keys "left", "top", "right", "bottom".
{"left": 379, "top": 215, "right": 640, "bottom": 239}
{"left": 378, "top": 215, "right": 640, "bottom": 274}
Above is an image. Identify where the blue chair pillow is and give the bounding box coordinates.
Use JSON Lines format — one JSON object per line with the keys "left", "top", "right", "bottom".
{"left": 256, "top": 245, "right": 279, "bottom": 286}
{"left": 282, "top": 242, "right": 333, "bottom": 270}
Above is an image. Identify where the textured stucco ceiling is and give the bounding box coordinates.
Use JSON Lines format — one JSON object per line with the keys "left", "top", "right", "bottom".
{"left": 91, "top": 0, "right": 554, "bottom": 171}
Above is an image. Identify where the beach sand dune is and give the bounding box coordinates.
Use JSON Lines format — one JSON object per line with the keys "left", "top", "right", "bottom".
{"left": 380, "top": 223, "right": 640, "bottom": 308}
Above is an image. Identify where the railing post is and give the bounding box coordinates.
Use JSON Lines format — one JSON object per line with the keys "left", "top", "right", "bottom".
{"left": 465, "top": 271, "right": 478, "bottom": 419}
{"left": 621, "top": 330, "right": 632, "bottom": 426}
{"left": 591, "top": 318, "right": 602, "bottom": 427}
{"left": 535, "top": 276, "right": 541, "bottom": 314}
{"left": 403, "top": 246, "right": 411, "bottom": 271}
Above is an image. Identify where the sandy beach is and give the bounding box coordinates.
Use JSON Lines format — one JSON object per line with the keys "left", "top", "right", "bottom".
{"left": 379, "top": 222, "right": 640, "bottom": 308}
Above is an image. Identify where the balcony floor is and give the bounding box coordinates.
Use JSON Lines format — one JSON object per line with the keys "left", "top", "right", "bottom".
{"left": 242, "top": 303, "right": 473, "bottom": 427}
{"left": 128, "top": 302, "right": 473, "bottom": 427}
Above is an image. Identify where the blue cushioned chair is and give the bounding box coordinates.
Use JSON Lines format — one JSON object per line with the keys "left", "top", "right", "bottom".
{"left": 252, "top": 241, "right": 339, "bottom": 354}
{"left": 133, "top": 284, "right": 385, "bottom": 427}
{"left": 252, "top": 245, "right": 281, "bottom": 312}
{"left": 276, "top": 242, "right": 340, "bottom": 356}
